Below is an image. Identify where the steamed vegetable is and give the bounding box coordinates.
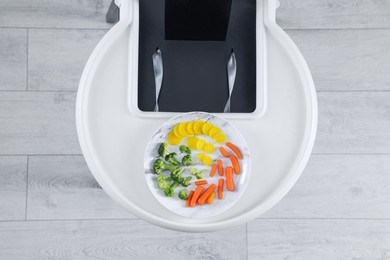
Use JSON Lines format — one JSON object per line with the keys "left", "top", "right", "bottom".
{"left": 178, "top": 189, "right": 188, "bottom": 200}
{"left": 153, "top": 159, "right": 177, "bottom": 174}
{"left": 189, "top": 167, "right": 207, "bottom": 180}
{"left": 179, "top": 176, "right": 192, "bottom": 187}
{"left": 217, "top": 159, "right": 224, "bottom": 176}
{"left": 190, "top": 185, "right": 204, "bottom": 207}
{"left": 230, "top": 154, "right": 240, "bottom": 174}
{"left": 186, "top": 190, "right": 195, "bottom": 207}
{"left": 158, "top": 142, "right": 170, "bottom": 158}
{"left": 226, "top": 142, "right": 243, "bottom": 159}
{"left": 157, "top": 175, "right": 172, "bottom": 190}
{"left": 179, "top": 145, "right": 191, "bottom": 155}
{"left": 218, "top": 179, "right": 224, "bottom": 199}
{"left": 165, "top": 152, "right": 181, "bottom": 166}
{"left": 182, "top": 155, "right": 193, "bottom": 166}
{"left": 170, "top": 167, "right": 184, "bottom": 182}
{"left": 197, "top": 184, "right": 217, "bottom": 205}
{"left": 164, "top": 181, "right": 179, "bottom": 197}
{"left": 195, "top": 180, "right": 208, "bottom": 186}
{"left": 226, "top": 166, "right": 235, "bottom": 191}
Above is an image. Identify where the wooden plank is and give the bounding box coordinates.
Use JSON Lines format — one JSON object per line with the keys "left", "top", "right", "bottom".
{"left": 27, "top": 156, "right": 133, "bottom": 220}
{"left": 286, "top": 29, "right": 390, "bottom": 91}
{"left": 0, "top": 92, "right": 81, "bottom": 155}
{"left": 0, "top": 0, "right": 112, "bottom": 29}
{"left": 0, "top": 29, "right": 27, "bottom": 91}
{"left": 277, "top": 0, "right": 390, "bottom": 29}
{"left": 248, "top": 219, "right": 390, "bottom": 259}
{"left": 262, "top": 155, "right": 390, "bottom": 218}
{"left": 28, "top": 29, "right": 107, "bottom": 91}
{"left": 314, "top": 92, "right": 390, "bottom": 154}
{"left": 0, "top": 156, "right": 27, "bottom": 220}
{"left": 0, "top": 220, "right": 246, "bottom": 259}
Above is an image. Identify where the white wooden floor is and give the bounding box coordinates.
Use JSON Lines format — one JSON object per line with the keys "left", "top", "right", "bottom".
{"left": 1, "top": 0, "right": 390, "bottom": 259}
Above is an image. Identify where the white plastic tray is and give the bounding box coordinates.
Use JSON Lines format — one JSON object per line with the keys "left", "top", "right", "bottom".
{"left": 76, "top": 0, "right": 317, "bottom": 232}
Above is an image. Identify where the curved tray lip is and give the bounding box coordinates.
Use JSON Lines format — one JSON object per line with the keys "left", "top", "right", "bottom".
{"left": 76, "top": 0, "right": 318, "bottom": 232}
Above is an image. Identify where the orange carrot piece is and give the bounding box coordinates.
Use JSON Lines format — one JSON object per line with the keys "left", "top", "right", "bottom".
{"left": 197, "top": 184, "right": 217, "bottom": 205}
{"left": 209, "top": 164, "right": 217, "bottom": 177}
{"left": 226, "top": 166, "right": 235, "bottom": 191}
{"left": 230, "top": 154, "right": 240, "bottom": 174}
{"left": 226, "top": 142, "right": 243, "bottom": 159}
{"left": 206, "top": 191, "right": 215, "bottom": 204}
{"left": 217, "top": 159, "right": 224, "bottom": 176}
{"left": 195, "top": 180, "right": 208, "bottom": 186}
{"left": 219, "top": 147, "right": 229, "bottom": 158}
{"left": 218, "top": 179, "right": 224, "bottom": 199}
{"left": 186, "top": 190, "right": 194, "bottom": 207}
{"left": 190, "top": 185, "right": 204, "bottom": 207}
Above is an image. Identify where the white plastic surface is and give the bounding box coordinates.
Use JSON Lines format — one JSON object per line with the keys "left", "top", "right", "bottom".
{"left": 76, "top": 0, "right": 317, "bottom": 232}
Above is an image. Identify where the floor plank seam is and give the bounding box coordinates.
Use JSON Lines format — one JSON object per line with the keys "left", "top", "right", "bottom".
{"left": 25, "top": 156, "right": 29, "bottom": 221}
{"left": 26, "top": 29, "right": 29, "bottom": 91}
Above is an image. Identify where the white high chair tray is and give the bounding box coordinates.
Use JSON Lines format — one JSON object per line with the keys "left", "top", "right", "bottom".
{"left": 76, "top": 0, "right": 317, "bottom": 232}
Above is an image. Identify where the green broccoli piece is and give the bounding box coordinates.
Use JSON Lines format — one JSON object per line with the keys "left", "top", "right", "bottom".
{"left": 153, "top": 159, "right": 177, "bottom": 174}
{"left": 165, "top": 152, "right": 181, "bottom": 166}
{"left": 157, "top": 175, "right": 172, "bottom": 190}
{"left": 158, "top": 142, "right": 169, "bottom": 158}
{"left": 170, "top": 167, "right": 184, "bottom": 182}
{"left": 179, "top": 176, "right": 192, "bottom": 187}
{"left": 164, "top": 182, "right": 179, "bottom": 197}
{"left": 179, "top": 145, "right": 191, "bottom": 155}
{"left": 178, "top": 189, "right": 188, "bottom": 200}
{"left": 189, "top": 167, "right": 207, "bottom": 180}
{"left": 182, "top": 155, "right": 193, "bottom": 166}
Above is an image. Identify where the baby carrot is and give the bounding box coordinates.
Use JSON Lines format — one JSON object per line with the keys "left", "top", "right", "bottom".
{"left": 197, "top": 184, "right": 217, "bottom": 205}
{"left": 226, "top": 166, "right": 235, "bottom": 191}
{"left": 217, "top": 159, "right": 224, "bottom": 176}
{"left": 230, "top": 154, "right": 240, "bottom": 174}
{"left": 206, "top": 191, "right": 215, "bottom": 204}
{"left": 186, "top": 190, "right": 194, "bottom": 207}
{"left": 226, "top": 142, "right": 243, "bottom": 159}
{"left": 219, "top": 147, "right": 229, "bottom": 158}
{"left": 218, "top": 179, "right": 224, "bottom": 199}
{"left": 195, "top": 180, "right": 208, "bottom": 186}
{"left": 209, "top": 164, "right": 217, "bottom": 177}
{"left": 190, "top": 185, "right": 204, "bottom": 207}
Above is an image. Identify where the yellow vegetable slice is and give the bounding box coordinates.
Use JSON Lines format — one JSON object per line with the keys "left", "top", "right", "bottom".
{"left": 201, "top": 122, "right": 214, "bottom": 135}
{"left": 208, "top": 127, "right": 221, "bottom": 139}
{"left": 194, "top": 120, "right": 205, "bottom": 135}
{"left": 197, "top": 153, "right": 206, "bottom": 162}
{"left": 196, "top": 139, "right": 207, "bottom": 150}
{"left": 186, "top": 121, "right": 195, "bottom": 135}
{"left": 179, "top": 122, "right": 189, "bottom": 137}
{"left": 173, "top": 124, "right": 182, "bottom": 138}
{"left": 203, "top": 143, "right": 215, "bottom": 154}
{"left": 187, "top": 136, "right": 199, "bottom": 149}
{"left": 167, "top": 131, "right": 182, "bottom": 145}
{"left": 213, "top": 133, "right": 227, "bottom": 144}
{"left": 202, "top": 156, "right": 213, "bottom": 166}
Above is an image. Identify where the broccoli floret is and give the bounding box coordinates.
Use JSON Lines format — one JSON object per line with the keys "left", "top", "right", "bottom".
{"left": 189, "top": 167, "right": 207, "bottom": 180}
{"left": 182, "top": 155, "right": 193, "bottom": 166}
{"left": 164, "top": 182, "right": 179, "bottom": 197}
{"left": 179, "top": 145, "right": 191, "bottom": 155}
{"left": 157, "top": 175, "right": 172, "bottom": 190}
{"left": 165, "top": 152, "right": 181, "bottom": 166}
{"left": 178, "top": 189, "right": 188, "bottom": 200}
{"left": 170, "top": 167, "right": 184, "bottom": 182}
{"left": 158, "top": 142, "right": 170, "bottom": 158}
{"left": 179, "top": 176, "right": 192, "bottom": 187}
{"left": 153, "top": 159, "right": 177, "bottom": 174}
